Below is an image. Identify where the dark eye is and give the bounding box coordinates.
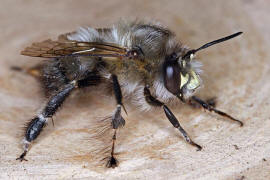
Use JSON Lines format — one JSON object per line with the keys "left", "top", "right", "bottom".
{"left": 163, "top": 54, "right": 181, "bottom": 95}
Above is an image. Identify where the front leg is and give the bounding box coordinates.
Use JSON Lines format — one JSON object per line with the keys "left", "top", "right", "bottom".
{"left": 144, "top": 87, "right": 202, "bottom": 151}
{"left": 191, "top": 96, "right": 243, "bottom": 126}
{"left": 188, "top": 97, "right": 217, "bottom": 109}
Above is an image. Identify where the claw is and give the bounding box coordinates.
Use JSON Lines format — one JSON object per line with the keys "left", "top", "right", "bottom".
{"left": 106, "top": 156, "right": 118, "bottom": 168}
{"left": 16, "top": 151, "right": 28, "bottom": 162}
{"left": 16, "top": 157, "right": 28, "bottom": 162}
{"left": 193, "top": 142, "right": 202, "bottom": 151}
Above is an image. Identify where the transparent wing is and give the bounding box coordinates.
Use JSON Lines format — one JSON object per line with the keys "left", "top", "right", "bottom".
{"left": 21, "top": 35, "right": 129, "bottom": 59}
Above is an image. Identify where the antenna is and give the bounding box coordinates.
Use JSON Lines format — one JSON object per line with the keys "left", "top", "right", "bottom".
{"left": 183, "top": 32, "right": 243, "bottom": 59}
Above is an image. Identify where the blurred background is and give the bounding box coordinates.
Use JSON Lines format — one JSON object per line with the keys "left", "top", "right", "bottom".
{"left": 0, "top": 0, "right": 269, "bottom": 179}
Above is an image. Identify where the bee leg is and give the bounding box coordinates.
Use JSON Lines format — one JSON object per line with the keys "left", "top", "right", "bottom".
{"left": 144, "top": 87, "right": 202, "bottom": 151}
{"left": 191, "top": 96, "right": 243, "bottom": 126}
{"left": 105, "top": 75, "right": 126, "bottom": 168}
{"left": 106, "top": 129, "right": 119, "bottom": 168}
{"left": 205, "top": 97, "right": 217, "bottom": 108}
{"left": 16, "top": 81, "right": 77, "bottom": 161}
{"left": 188, "top": 97, "right": 217, "bottom": 109}
{"left": 111, "top": 74, "right": 127, "bottom": 115}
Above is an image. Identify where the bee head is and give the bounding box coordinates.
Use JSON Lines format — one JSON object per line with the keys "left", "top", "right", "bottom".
{"left": 163, "top": 52, "right": 200, "bottom": 100}
{"left": 163, "top": 31, "right": 243, "bottom": 100}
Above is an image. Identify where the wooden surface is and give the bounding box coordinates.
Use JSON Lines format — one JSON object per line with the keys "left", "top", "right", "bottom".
{"left": 0, "top": 0, "right": 270, "bottom": 179}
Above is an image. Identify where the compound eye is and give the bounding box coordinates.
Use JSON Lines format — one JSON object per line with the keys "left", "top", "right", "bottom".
{"left": 164, "top": 60, "right": 181, "bottom": 95}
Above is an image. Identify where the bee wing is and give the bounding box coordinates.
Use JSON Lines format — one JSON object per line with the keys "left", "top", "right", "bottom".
{"left": 21, "top": 36, "right": 129, "bottom": 59}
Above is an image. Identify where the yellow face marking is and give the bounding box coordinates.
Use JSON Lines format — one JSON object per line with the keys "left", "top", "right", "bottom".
{"left": 187, "top": 70, "right": 200, "bottom": 90}
{"left": 180, "top": 73, "right": 189, "bottom": 89}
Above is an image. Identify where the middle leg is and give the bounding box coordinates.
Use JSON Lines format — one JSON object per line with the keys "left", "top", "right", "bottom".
{"left": 105, "top": 74, "right": 126, "bottom": 168}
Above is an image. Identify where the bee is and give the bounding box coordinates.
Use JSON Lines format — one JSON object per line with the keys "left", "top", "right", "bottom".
{"left": 16, "top": 20, "right": 243, "bottom": 168}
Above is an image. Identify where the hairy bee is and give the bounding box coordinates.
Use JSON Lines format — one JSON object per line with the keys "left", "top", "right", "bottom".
{"left": 16, "top": 20, "right": 243, "bottom": 168}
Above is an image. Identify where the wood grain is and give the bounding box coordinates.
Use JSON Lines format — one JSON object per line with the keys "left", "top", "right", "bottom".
{"left": 0, "top": 0, "right": 269, "bottom": 179}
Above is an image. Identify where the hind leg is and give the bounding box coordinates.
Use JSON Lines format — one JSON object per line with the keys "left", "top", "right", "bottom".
{"left": 17, "top": 66, "right": 102, "bottom": 161}
{"left": 17, "top": 81, "right": 77, "bottom": 161}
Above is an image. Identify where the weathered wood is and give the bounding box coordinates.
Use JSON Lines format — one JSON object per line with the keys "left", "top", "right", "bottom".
{"left": 0, "top": 0, "right": 269, "bottom": 179}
